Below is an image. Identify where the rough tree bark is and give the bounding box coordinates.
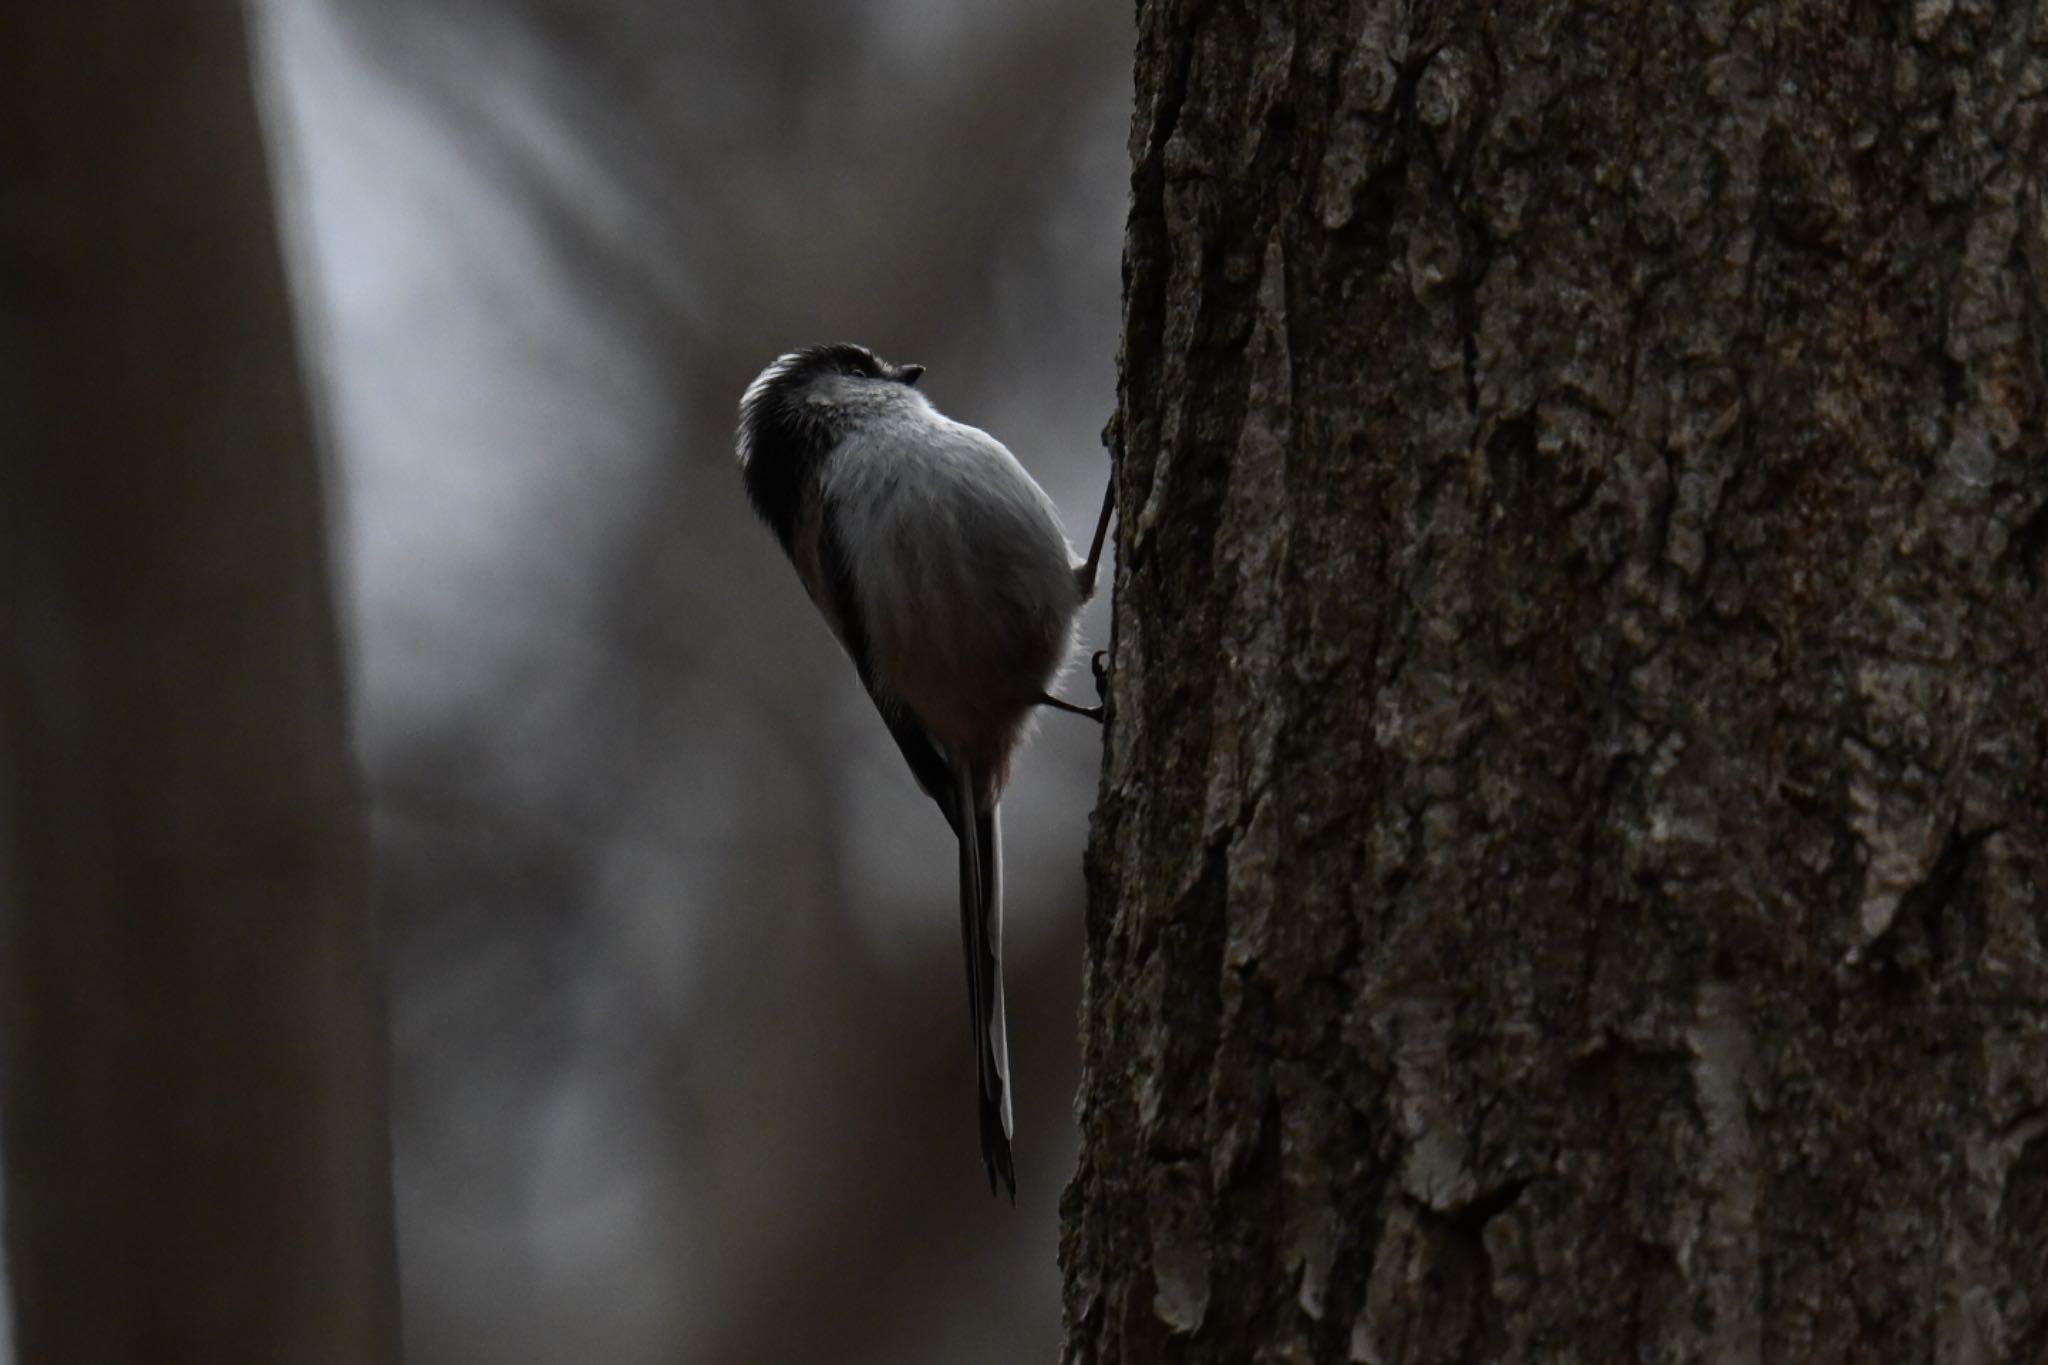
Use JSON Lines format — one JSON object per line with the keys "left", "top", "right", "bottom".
{"left": 0, "top": 9, "right": 398, "bottom": 1364}
{"left": 1064, "top": 2, "right": 2048, "bottom": 1361}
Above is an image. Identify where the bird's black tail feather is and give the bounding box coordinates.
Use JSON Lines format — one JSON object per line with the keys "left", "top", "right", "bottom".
{"left": 954, "top": 771, "right": 1014, "bottom": 1200}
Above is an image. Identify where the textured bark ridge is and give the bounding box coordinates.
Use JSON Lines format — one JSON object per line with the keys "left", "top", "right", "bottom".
{"left": 1064, "top": 2, "right": 2048, "bottom": 1361}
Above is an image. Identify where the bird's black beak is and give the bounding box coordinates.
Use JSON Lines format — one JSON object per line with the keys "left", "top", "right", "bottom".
{"left": 897, "top": 364, "right": 925, "bottom": 386}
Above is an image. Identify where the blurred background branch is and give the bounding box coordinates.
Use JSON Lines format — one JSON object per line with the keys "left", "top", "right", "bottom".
{"left": 0, "top": 8, "right": 397, "bottom": 1362}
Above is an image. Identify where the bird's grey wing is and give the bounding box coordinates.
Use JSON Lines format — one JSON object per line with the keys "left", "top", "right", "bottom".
{"left": 818, "top": 500, "right": 960, "bottom": 832}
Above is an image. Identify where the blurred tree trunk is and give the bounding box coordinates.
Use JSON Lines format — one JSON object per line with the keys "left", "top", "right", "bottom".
{"left": 0, "top": 9, "right": 398, "bottom": 1365}
{"left": 1064, "top": 2, "right": 2048, "bottom": 1361}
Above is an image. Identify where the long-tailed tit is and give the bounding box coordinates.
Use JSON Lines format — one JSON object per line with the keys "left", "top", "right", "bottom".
{"left": 736, "top": 343, "right": 1111, "bottom": 1197}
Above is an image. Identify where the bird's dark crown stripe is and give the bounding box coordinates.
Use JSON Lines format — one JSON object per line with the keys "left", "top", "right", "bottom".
{"left": 741, "top": 411, "right": 814, "bottom": 551}
{"left": 739, "top": 344, "right": 903, "bottom": 548}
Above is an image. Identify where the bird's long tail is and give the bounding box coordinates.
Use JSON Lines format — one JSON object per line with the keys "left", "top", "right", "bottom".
{"left": 953, "top": 768, "right": 1014, "bottom": 1199}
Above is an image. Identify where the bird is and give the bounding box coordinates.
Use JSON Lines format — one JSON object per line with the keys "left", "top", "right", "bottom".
{"left": 735, "top": 342, "right": 1112, "bottom": 1197}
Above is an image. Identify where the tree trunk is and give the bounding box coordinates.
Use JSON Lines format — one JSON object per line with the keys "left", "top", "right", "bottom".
{"left": 1064, "top": 2, "right": 2048, "bottom": 1361}
{"left": 0, "top": 9, "right": 398, "bottom": 1363}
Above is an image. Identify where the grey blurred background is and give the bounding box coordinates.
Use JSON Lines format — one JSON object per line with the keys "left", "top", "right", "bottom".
{"left": 254, "top": 1, "right": 1128, "bottom": 1360}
